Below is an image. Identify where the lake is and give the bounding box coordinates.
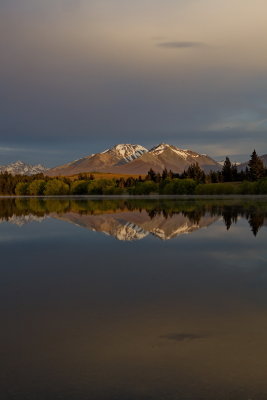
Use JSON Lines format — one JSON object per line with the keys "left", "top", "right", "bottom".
{"left": 0, "top": 197, "right": 267, "bottom": 400}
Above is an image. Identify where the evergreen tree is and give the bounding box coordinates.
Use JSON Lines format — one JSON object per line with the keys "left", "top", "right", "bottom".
{"left": 147, "top": 168, "right": 157, "bottom": 182}
{"left": 168, "top": 170, "right": 174, "bottom": 179}
{"left": 161, "top": 168, "right": 168, "bottom": 180}
{"left": 209, "top": 170, "right": 219, "bottom": 183}
{"left": 248, "top": 150, "right": 265, "bottom": 181}
{"left": 231, "top": 163, "right": 238, "bottom": 181}
{"left": 155, "top": 173, "right": 161, "bottom": 183}
{"left": 186, "top": 163, "right": 205, "bottom": 183}
{"left": 222, "top": 157, "right": 232, "bottom": 182}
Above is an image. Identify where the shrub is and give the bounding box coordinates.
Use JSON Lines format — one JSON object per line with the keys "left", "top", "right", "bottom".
{"left": 163, "top": 179, "right": 197, "bottom": 195}
{"left": 255, "top": 178, "right": 267, "bottom": 194}
{"left": 195, "top": 183, "right": 237, "bottom": 195}
{"left": 238, "top": 181, "right": 257, "bottom": 195}
{"left": 102, "top": 186, "right": 124, "bottom": 195}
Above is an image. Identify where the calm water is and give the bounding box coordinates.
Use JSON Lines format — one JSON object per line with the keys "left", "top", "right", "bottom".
{"left": 0, "top": 197, "right": 267, "bottom": 400}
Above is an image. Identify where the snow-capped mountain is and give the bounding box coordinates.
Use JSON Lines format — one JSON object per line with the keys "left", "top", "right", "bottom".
{"left": 101, "top": 144, "right": 148, "bottom": 163}
{"left": 111, "top": 143, "right": 221, "bottom": 174}
{"left": 47, "top": 143, "right": 220, "bottom": 176}
{"left": 0, "top": 161, "right": 47, "bottom": 176}
{"left": 47, "top": 144, "right": 148, "bottom": 176}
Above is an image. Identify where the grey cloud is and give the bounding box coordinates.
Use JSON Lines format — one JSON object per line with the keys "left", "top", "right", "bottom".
{"left": 157, "top": 41, "right": 205, "bottom": 49}
{"left": 160, "top": 333, "right": 207, "bottom": 342}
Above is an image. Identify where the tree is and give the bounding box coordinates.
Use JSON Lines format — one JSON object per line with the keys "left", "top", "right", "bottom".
{"left": 168, "top": 170, "right": 174, "bottom": 179}
{"left": 44, "top": 179, "right": 69, "bottom": 195}
{"left": 209, "top": 170, "right": 219, "bottom": 183}
{"left": 161, "top": 168, "right": 168, "bottom": 180}
{"left": 146, "top": 168, "right": 157, "bottom": 182}
{"left": 70, "top": 180, "right": 88, "bottom": 195}
{"left": 222, "top": 157, "right": 233, "bottom": 182}
{"left": 15, "top": 182, "right": 29, "bottom": 195}
{"left": 248, "top": 150, "right": 265, "bottom": 181}
{"left": 186, "top": 163, "right": 206, "bottom": 183}
{"left": 231, "top": 163, "right": 238, "bottom": 181}
{"left": 28, "top": 180, "right": 46, "bottom": 195}
{"left": 78, "top": 173, "right": 88, "bottom": 180}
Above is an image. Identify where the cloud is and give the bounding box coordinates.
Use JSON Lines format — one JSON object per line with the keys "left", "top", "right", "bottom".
{"left": 0, "top": 146, "right": 62, "bottom": 154}
{"left": 160, "top": 332, "right": 207, "bottom": 342}
{"left": 157, "top": 41, "right": 205, "bottom": 49}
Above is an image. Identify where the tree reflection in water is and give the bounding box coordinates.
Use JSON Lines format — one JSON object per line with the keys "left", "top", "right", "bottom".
{"left": 0, "top": 197, "right": 266, "bottom": 238}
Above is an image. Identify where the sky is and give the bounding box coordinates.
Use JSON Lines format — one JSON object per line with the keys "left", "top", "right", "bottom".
{"left": 1, "top": 0, "right": 267, "bottom": 167}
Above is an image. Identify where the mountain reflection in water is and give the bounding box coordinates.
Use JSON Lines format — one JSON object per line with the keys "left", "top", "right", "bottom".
{"left": 0, "top": 197, "right": 267, "bottom": 240}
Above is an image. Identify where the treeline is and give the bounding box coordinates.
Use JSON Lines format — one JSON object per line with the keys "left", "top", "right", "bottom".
{"left": 0, "top": 150, "right": 267, "bottom": 196}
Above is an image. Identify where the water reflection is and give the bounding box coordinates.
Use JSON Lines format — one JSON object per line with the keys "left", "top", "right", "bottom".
{"left": 1, "top": 198, "right": 267, "bottom": 399}
{"left": 0, "top": 197, "right": 267, "bottom": 239}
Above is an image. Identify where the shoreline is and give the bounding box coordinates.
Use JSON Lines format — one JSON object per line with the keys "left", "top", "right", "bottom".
{"left": 1, "top": 194, "right": 267, "bottom": 199}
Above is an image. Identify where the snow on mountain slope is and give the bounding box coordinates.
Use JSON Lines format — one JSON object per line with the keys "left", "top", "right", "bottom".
{"left": 150, "top": 143, "right": 189, "bottom": 159}
{"left": 0, "top": 161, "right": 47, "bottom": 176}
{"left": 111, "top": 143, "right": 220, "bottom": 174}
{"left": 101, "top": 144, "right": 148, "bottom": 163}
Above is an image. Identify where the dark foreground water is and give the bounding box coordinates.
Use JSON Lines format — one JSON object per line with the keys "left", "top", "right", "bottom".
{"left": 0, "top": 197, "right": 267, "bottom": 400}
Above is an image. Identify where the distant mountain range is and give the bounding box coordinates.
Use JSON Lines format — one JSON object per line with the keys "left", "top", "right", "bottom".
{"left": 0, "top": 160, "right": 47, "bottom": 176}
{"left": 1, "top": 145, "right": 266, "bottom": 177}
{"left": 47, "top": 143, "right": 221, "bottom": 176}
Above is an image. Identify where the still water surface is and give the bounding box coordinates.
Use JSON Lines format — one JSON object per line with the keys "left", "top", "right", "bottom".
{"left": 0, "top": 197, "right": 267, "bottom": 399}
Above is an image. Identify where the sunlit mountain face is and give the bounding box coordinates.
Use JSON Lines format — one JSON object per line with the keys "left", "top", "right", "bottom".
{"left": 47, "top": 143, "right": 220, "bottom": 176}
{"left": 1, "top": 198, "right": 266, "bottom": 240}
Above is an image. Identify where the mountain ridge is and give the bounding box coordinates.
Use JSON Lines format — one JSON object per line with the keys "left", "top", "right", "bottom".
{"left": 47, "top": 143, "right": 221, "bottom": 176}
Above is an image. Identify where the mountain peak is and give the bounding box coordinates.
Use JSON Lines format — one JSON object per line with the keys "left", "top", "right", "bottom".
{"left": 101, "top": 143, "right": 148, "bottom": 163}
{"left": 150, "top": 143, "right": 171, "bottom": 153}
{"left": 150, "top": 143, "right": 189, "bottom": 158}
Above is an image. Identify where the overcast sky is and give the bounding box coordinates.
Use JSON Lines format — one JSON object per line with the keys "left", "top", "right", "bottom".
{"left": 1, "top": 0, "right": 267, "bottom": 166}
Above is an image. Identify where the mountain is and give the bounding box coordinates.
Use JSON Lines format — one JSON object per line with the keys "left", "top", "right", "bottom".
{"left": 47, "top": 144, "right": 148, "bottom": 176}
{"left": 47, "top": 143, "right": 220, "bottom": 176}
{"left": 0, "top": 161, "right": 47, "bottom": 176}
{"left": 111, "top": 143, "right": 220, "bottom": 174}
{"left": 237, "top": 154, "right": 267, "bottom": 171}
